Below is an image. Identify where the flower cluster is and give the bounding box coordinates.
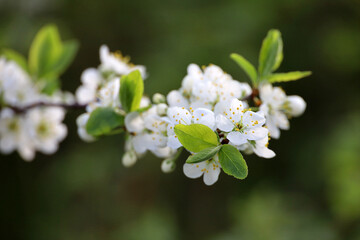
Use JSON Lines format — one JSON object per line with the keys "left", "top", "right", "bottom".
{"left": 75, "top": 45, "right": 148, "bottom": 142}
{"left": 0, "top": 26, "right": 310, "bottom": 186}
{"left": 0, "top": 58, "right": 71, "bottom": 161}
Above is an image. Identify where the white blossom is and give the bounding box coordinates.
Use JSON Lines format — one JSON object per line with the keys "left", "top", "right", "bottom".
{"left": 76, "top": 113, "right": 96, "bottom": 142}
{"left": 183, "top": 155, "right": 221, "bottom": 186}
{"left": 0, "top": 58, "right": 40, "bottom": 107}
{"left": 0, "top": 109, "right": 34, "bottom": 161}
{"left": 259, "top": 83, "right": 306, "bottom": 139}
{"left": 236, "top": 136, "right": 275, "bottom": 159}
{"left": 215, "top": 98, "right": 268, "bottom": 145}
{"left": 99, "top": 45, "right": 147, "bottom": 78}
{"left": 25, "top": 107, "right": 67, "bottom": 155}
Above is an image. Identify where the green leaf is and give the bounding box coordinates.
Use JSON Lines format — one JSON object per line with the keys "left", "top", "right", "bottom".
{"left": 2, "top": 49, "right": 28, "bottom": 72}
{"left": 186, "top": 145, "right": 222, "bottom": 163}
{"left": 268, "top": 71, "right": 312, "bottom": 83}
{"left": 174, "top": 124, "right": 219, "bottom": 153}
{"left": 230, "top": 53, "right": 258, "bottom": 84}
{"left": 120, "top": 70, "right": 144, "bottom": 112}
{"left": 29, "top": 24, "right": 62, "bottom": 78}
{"left": 258, "top": 29, "right": 283, "bottom": 79}
{"left": 219, "top": 145, "right": 248, "bottom": 180}
{"left": 46, "top": 40, "right": 79, "bottom": 76}
{"left": 86, "top": 107, "right": 124, "bottom": 137}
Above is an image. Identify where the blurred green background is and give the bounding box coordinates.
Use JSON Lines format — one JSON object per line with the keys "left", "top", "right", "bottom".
{"left": 1, "top": 0, "right": 360, "bottom": 239}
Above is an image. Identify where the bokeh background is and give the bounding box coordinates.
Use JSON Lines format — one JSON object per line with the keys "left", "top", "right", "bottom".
{"left": 1, "top": 0, "right": 360, "bottom": 239}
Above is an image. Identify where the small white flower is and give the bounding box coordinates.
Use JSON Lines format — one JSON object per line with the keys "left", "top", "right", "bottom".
{"left": 122, "top": 151, "right": 137, "bottom": 167}
{"left": 152, "top": 93, "right": 166, "bottom": 104}
{"left": 156, "top": 103, "right": 168, "bottom": 116}
{"left": 236, "top": 136, "right": 275, "bottom": 159}
{"left": 259, "top": 83, "right": 306, "bottom": 139}
{"left": 0, "top": 59, "right": 40, "bottom": 107}
{"left": 0, "top": 108, "right": 35, "bottom": 161}
{"left": 76, "top": 113, "right": 96, "bottom": 142}
{"left": 166, "top": 90, "right": 189, "bottom": 108}
{"left": 99, "top": 45, "right": 147, "bottom": 78}
{"left": 286, "top": 96, "right": 306, "bottom": 117}
{"left": 165, "top": 106, "right": 216, "bottom": 149}
{"left": 215, "top": 98, "right": 268, "bottom": 145}
{"left": 75, "top": 68, "right": 102, "bottom": 104}
{"left": 124, "top": 107, "right": 173, "bottom": 158}
{"left": 161, "top": 159, "right": 176, "bottom": 173}
{"left": 25, "top": 107, "right": 67, "bottom": 155}
{"left": 183, "top": 155, "right": 221, "bottom": 186}
{"left": 97, "top": 77, "right": 120, "bottom": 108}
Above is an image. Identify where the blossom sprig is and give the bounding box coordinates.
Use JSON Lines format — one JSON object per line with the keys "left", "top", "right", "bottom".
{"left": 0, "top": 25, "right": 311, "bottom": 186}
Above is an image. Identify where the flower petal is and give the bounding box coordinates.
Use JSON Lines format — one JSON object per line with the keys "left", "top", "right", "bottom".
{"left": 192, "top": 108, "right": 216, "bottom": 130}
{"left": 183, "top": 162, "right": 205, "bottom": 179}
{"left": 216, "top": 114, "right": 234, "bottom": 132}
{"left": 227, "top": 131, "right": 248, "bottom": 145}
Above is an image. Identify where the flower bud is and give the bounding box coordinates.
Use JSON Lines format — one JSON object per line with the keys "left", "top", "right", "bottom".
{"left": 152, "top": 93, "right": 166, "bottom": 104}
{"left": 161, "top": 159, "right": 176, "bottom": 173}
{"left": 156, "top": 103, "right": 168, "bottom": 116}
{"left": 122, "top": 151, "right": 137, "bottom": 167}
{"left": 287, "top": 96, "right": 306, "bottom": 117}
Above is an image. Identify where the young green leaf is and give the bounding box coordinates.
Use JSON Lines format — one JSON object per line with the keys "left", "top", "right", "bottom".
{"left": 46, "top": 40, "right": 79, "bottom": 76}
{"left": 186, "top": 145, "right": 222, "bottom": 164}
{"left": 86, "top": 107, "right": 124, "bottom": 137}
{"left": 219, "top": 144, "right": 248, "bottom": 180}
{"left": 120, "top": 70, "right": 144, "bottom": 112}
{"left": 174, "top": 124, "right": 219, "bottom": 153}
{"left": 2, "top": 49, "right": 29, "bottom": 72}
{"left": 230, "top": 53, "right": 258, "bottom": 84}
{"left": 268, "top": 71, "right": 312, "bottom": 83}
{"left": 29, "top": 24, "right": 62, "bottom": 78}
{"left": 258, "top": 29, "right": 283, "bottom": 79}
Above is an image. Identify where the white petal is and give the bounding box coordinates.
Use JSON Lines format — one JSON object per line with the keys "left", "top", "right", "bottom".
{"left": 274, "top": 111, "right": 289, "bottom": 130}
{"left": 266, "top": 118, "right": 280, "bottom": 139}
{"left": 254, "top": 145, "right": 275, "bottom": 158}
{"left": 167, "top": 107, "right": 191, "bottom": 125}
{"left": 203, "top": 164, "right": 221, "bottom": 186}
{"left": 167, "top": 135, "right": 182, "bottom": 149}
{"left": 244, "top": 127, "right": 268, "bottom": 141}
{"left": 183, "top": 162, "right": 205, "bottom": 179}
{"left": 287, "top": 95, "right": 306, "bottom": 117}
{"left": 166, "top": 90, "right": 189, "bottom": 108}
{"left": 242, "top": 111, "right": 266, "bottom": 128}
{"left": 216, "top": 114, "right": 234, "bottom": 132}
{"left": 192, "top": 108, "right": 216, "bottom": 130}
{"left": 132, "top": 134, "right": 150, "bottom": 154}
{"left": 227, "top": 131, "right": 248, "bottom": 145}
{"left": 78, "top": 128, "right": 96, "bottom": 142}
{"left": 151, "top": 147, "right": 175, "bottom": 158}
{"left": 125, "top": 112, "right": 145, "bottom": 133}
{"left": 81, "top": 68, "right": 101, "bottom": 87}
{"left": 76, "top": 86, "right": 96, "bottom": 104}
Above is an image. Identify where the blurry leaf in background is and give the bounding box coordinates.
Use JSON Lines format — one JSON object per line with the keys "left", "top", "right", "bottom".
{"left": 28, "top": 24, "right": 79, "bottom": 94}
{"left": 323, "top": 114, "right": 360, "bottom": 223}
{"left": 2, "top": 48, "right": 29, "bottom": 72}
